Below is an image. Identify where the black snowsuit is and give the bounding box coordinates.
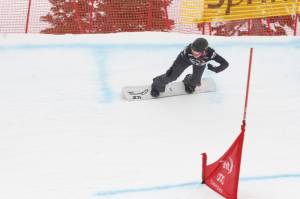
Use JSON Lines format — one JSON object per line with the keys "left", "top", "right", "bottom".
{"left": 151, "top": 44, "right": 229, "bottom": 92}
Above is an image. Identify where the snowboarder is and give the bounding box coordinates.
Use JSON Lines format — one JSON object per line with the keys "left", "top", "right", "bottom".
{"left": 150, "top": 37, "right": 229, "bottom": 97}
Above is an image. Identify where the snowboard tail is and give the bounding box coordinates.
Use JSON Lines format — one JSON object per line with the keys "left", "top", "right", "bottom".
{"left": 122, "top": 77, "right": 216, "bottom": 101}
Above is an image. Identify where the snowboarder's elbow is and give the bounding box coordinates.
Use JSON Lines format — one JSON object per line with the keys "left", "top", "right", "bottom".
{"left": 223, "top": 61, "right": 229, "bottom": 70}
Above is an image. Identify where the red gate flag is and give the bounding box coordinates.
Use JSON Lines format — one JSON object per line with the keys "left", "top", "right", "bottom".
{"left": 201, "top": 48, "right": 253, "bottom": 198}
{"left": 201, "top": 123, "right": 245, "bottom": 199}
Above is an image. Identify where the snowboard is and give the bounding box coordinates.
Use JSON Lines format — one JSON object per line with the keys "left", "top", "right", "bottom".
{"left": 122, "top": 77, "right": 216, "bottom": 101}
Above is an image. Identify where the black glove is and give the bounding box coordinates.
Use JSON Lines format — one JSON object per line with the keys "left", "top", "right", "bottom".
{"left": 183, "top": 74, "right": 196, "bottom": 94}
{"left": 207, "top": 63, "right": 217, "bottom": 73}
{"left": 184, "top": 83, "right": 195, "bottom": 94}
{"left": 150, "top": 87, "right": 160, "bottom": 97}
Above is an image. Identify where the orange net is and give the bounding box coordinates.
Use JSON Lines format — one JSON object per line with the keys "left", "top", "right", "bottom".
{"left": 0, "top": 0, "right": 299, "bottom": 35}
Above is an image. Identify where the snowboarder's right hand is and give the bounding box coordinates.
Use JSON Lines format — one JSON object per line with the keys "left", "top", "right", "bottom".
{"left": 150, "top": 87, "right": 160, "bottom": 97}
{"left": 184, "top": 83, "right": 195, "bottom": 94}
{"left": 183, "top": 74, "right": 196, "bottom": 94}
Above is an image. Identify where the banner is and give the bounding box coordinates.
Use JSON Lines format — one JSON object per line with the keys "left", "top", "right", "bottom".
{"left": 202, "top": 128, "right": 245, "bottom": 199}
{"left": 180, "top": 0, "right": 299, "bottom": 23}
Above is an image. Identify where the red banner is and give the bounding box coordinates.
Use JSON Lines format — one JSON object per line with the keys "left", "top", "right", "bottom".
{"left": 202, "top": 125, "right": 245, "bottom": 199}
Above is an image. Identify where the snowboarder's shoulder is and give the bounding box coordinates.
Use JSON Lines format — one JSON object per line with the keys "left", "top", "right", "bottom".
{"left": 181, "top": 43, "right": 192, "bottom": 57}
{"left": 206, "top": 47, "right": 215, "bottom": 54}
{"left": 185, "top": 44, "right": 193, "bottom": 53}
{"left": 206, "top": 47, "right": 217, "bottom": 59}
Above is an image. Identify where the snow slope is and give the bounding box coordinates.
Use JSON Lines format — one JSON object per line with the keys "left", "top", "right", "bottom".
{"left": 0, "top": 33, "right": 300, "bottom": 199}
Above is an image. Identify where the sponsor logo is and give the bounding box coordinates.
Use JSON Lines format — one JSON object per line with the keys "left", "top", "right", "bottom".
{"left": 128, "top": 89, "right": 149, "bottom": 96}
{"left": 211, "top": 157, "right": 234, "bottom": 187}
{"left": 216, "top": 173, "right": 225, "bottom": 185}
{"left": 220, "top": 157, "right": 234, "bottom": 174}
{"left": 211, "top": 52, "right": 217, "bottom": 59}
{"left": 132, "top": 96, "right": 142, "bottom": 100}
{"left": 210, "top": 180, "right": 224, "bottom": 193}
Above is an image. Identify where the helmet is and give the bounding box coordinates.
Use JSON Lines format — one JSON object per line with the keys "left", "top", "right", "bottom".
{"left": 191, "top": 38, "right": 208, "bottom": 52}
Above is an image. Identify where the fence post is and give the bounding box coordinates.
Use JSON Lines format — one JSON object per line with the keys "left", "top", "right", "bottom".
{"left": 73, "top": 0, "right": 84, "bottom": 33}
{"left": 266, "top": 18, "right": 272, "bottom": 35}
{"left": 294, "top": 14, "right": 298, "bottom": 36}
{"left": 88, "top": 0, "right": 95, "bottom": 33}
{"left": 25, "top": 0, "right": 32, "bottom": 33}
{"left": 163, "top": 0, "right": 171, "bottom": 30}
{"left": 147, "top": 0, "right": 153, "bottom": 31}
{"left": 247, "top": 19, "right": 251, "bottom": 35}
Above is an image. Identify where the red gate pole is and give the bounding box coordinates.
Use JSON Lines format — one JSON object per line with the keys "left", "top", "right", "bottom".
{"left": 25, "top": 0, "right": 32, "bottom": 33}
{"left": 243, "top": 48, "right": 253, "bottom": 126}
{"left": 201, "top": 48, "right": 253, "bottom": 199}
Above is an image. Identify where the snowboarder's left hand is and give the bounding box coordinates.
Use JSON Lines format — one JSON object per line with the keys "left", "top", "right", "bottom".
{"left": 207, "top": 63, "right": 217, "bottom": 73}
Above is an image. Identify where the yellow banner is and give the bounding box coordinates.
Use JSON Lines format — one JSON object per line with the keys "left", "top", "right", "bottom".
{"left": 180, "top": 0, "right": 299, "bottom": 23}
